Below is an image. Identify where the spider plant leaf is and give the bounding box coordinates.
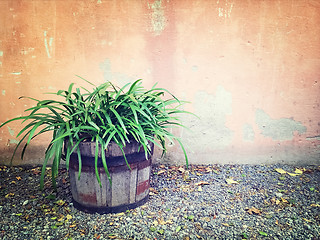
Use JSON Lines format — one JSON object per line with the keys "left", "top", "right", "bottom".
{"left": 119, "top": 144, "right": 131, "bottom": 171}
{"left": 75, "top": 75, "right": 96, "bottom": 87}
{"left": 95, "top": 136, "right": 102, "bottom": 187}
{"left": 26, "top": 122, "right": 42, "bottom": 145}
{"left": 40, "top": 143, "right": 53, "bottom": 190}
{"left": 176, "top": 138, "right": 189, "bottom": 168}
{"left": 76, "top": 145, "right": 82, "bottom": 180}
{"left": 127, "top": 79, "right": 142, "bottom": 94}
{"left": 98, "top": 136, "right": 112, "bottom": 185}
{"left": 88, "top": 121, "right": 100, "bottom": 131}
{"left": 109, "top": 108, "right": 128, "bottom": 134}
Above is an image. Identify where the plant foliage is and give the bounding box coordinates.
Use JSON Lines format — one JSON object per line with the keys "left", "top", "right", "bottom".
{"left": 0, "top": 76, "right": 193, "bottom": 189}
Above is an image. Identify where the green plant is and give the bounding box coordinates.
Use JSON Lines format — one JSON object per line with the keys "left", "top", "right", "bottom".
{"left": 0, "top": 76, "right": 192, "bottom": 189}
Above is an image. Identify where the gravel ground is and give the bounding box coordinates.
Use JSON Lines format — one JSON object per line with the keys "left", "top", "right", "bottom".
{"left": 0, "top": 164, "right": 319, "bottom": 240}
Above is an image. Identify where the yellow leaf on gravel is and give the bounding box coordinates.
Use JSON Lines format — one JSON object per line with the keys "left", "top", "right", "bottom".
{"left": 226, "top": 178, "right": 239, "bottom": 184}
{"left": 287, "top": 172, "right": 299, "bottom": 176}
{"left": 5, "top": 193, "right": 14, "bottom": 198}
{"left": 66, "top": 214, "right": 72, "bottom": 220}
{"left": 55, "top": 200, "right": 65, "bottom": 206}
{"left": 275, "top": 168, "right": 287, "bottom": 174}
{"left": 275, "top": 168, "right": 303, "bottom": 176}
{"left": 302, "top": 218, "right": 312, "bottom": 223}
{"left": 222, "top": 223, "right": 230, "bottom": 227}
{"left": 310, "top": 203, "right": 320, "bottom": 207}
{"left": 246, "top": 207, "right": 261, "bottom": 215}
{"left": 157, "top": 170, "right": 166, "bottom": 175}
{"left": 158, "top": 217, "right": 166, "bottom": 225}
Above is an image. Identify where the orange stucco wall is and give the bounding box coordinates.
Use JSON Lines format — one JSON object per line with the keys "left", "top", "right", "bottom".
{"left": 0, "top": 0, "right": 319, "bottom": 166}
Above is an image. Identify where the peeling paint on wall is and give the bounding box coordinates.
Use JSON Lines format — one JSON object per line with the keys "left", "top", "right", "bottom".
{"left": 99, "top": 59, "right": 133, "bottom": 85}
{"left": 20, "top": 47, "right": 35, "bottom": 55}
{"left": 255, "top": 109, "right": 307, "bottom": 141}
{"left": 192, "top": 65, "right": 198, "bottom": 72}
{"left": 44, "top": 31, "right": 54, "bottom": 58}
{"left": 2, "top": 90, "right": 5, "bottom": 96}
{"left": 0, "top": 50, "right": 2, "bottom": 68}
{"left": 243, "top": 123, "right": 255, "bottom": 142}
{"left": 182, "top": 86, "right": 234, "bottom": 150}
{"left": 7, "top": 126, "right": 15, "bottom": 137}
{"left": 217, "top": 0, "right": 234, "bottom": 18}
{"left": 148, "top": 0, "right": 167, "bottom": 35}
{"left": 9, "top": 139, "right": 19, "bottom": 145}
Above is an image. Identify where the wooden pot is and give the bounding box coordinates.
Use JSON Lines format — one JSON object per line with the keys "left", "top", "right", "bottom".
{"left": 68, "top": 140, "right": 154, "bottom": 214}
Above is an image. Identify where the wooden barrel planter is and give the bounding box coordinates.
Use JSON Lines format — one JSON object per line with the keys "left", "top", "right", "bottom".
{"left": 68, "top": 140, "right": 154, "bottom": 214}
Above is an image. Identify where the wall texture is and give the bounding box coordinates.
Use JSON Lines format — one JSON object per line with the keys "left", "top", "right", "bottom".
{"left": 0, "top": 0, "right": 319, "bottom": 166}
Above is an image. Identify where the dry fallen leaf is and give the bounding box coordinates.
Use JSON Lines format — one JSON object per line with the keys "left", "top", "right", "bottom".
{"left": 5, "top": 193, "right": 14, "bottom": 198}
{"left": 246, "top": 207, "right": 261, "bottom": 215}
{"left": 310, "top": 203, "right": 320, "bottom": 207}
{"left": 149, "top": 187, "right": 159, "bottom": 195}
{"left": 287, "top": 172, "right": 299, "bottom": 176}
{"left": 115, "top": 212, "right": 125, "bottom": 216}
{"left": 222, "top": 223, "right": 230, "bottom": 227}
{"left": 275, "top": 168, "right": 303, "bottom": 176}
{"left": 157, "top": 170, "right": 166, "bottom": 175}
{"left": 195, "top": 181, "right": 210, "bottom": 186}
{"left": 302, "top": 218, "right": 312, "bottom": 223}
{"left": 226, "top": 178, "right": 239, "bottom": 184}
{"left": 183, "top": 171, "right": 189, "bottom": 181}
{"left": 55, "top": 200, "right": 65, "bottom": 206}
{"left": 31, "top": 168, "right": 41, "bottom": 175}
{"left": 275, "top": 168, "right": 287, "bottom": 174}
{"left": 202, "top": 217, "right": 210, "bottom": 222}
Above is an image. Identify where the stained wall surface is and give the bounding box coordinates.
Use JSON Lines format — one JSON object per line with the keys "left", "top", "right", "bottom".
{"left": 0, "top": 0, "right": 319, "bottom": 166}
